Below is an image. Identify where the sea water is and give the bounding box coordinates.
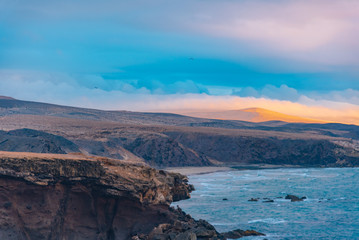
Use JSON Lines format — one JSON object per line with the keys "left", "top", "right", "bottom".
{"left": 174, "top": 168, "right": 359, "bottom": 239}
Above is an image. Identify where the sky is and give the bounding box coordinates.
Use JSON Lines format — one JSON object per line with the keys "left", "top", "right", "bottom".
{"left": 1, "top": 0, "right": 359, "bottom": 123}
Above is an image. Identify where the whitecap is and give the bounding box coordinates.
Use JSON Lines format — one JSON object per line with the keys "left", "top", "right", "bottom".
{"left": 248, "top": 218, "right": 287, "bottom": 224}
{"left": 211, "top": 222, "right": 236, "bottom": 226}
{"left": 199, "top": 194, "right": 215, "bottom": 197}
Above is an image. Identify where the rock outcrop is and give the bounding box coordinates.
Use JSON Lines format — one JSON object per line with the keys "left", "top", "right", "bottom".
{"left": 0, "top": 151, "right": 257, "bottom": 240}
{"left": 221, "top": 229, "right": 265, "bottom": 239}
{"left": 0, "top": 151, "right": 196, "bottom": 239}
{"left": 285, "top": 194, "right": 307, "bottom": 202}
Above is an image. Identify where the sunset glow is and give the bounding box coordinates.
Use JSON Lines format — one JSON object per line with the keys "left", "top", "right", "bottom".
{"left": 1, "top": 0, "right": 358, "bottom": 124}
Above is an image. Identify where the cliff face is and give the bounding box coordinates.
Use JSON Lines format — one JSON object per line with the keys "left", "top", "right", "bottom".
{"left": 0, "top": 151, "right": 193, "bottom": 205}
{"left": 0, "top": 151, "right": 218, "bottom": 240}
{"left": 166, "top": 131, "right": 359, "bottom": 167}
{"left": 115, "top": 132, "right": 211, "bottom": 167}
{"left": 1, "top": 126, "right": 359, "bottom": 168}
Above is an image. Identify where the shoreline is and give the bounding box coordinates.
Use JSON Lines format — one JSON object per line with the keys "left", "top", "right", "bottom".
{"left": 164, "top": 166, "right": 234, "bottom": 176}
{"left": 164, "top": 164, "right": 316, "bottom": 176}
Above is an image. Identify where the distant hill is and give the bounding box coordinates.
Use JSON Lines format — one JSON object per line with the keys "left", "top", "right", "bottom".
{"left": 242, "top": 108, "right": 325, "bottom": 123}
{"left": 0, "top": 128, "right": 80, "bottom": 154}
{"left": 0, "top": 96, "right": 15, "bottom": 100}
{"left": 1, "top": 97, "right": 359, "bottom": 167}
{"left": 183, "top": 107, "right": 325, "bottom": 123}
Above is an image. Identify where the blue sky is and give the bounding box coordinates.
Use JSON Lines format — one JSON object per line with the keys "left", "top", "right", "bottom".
{"left": 0, "top": 0, "right": 359, "bottom": 121}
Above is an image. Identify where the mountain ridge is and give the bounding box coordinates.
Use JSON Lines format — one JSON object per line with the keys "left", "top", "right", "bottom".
{"left": 1, "top": 97, "right": 359, "bottom": 168}
{"left": 182, "top": 107, "right": 326, "bottom": 124}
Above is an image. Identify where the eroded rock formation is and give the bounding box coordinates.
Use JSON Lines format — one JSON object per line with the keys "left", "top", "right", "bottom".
{"left": 0, "top": 151, "right": 264, "bottom": 240}
{"left": 0, "top": 151, "right": 199, "bottom": 239}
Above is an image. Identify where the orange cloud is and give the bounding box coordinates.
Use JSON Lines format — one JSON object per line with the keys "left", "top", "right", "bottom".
{"left": 147, "top": 94, "right": 359, "bottom": 125}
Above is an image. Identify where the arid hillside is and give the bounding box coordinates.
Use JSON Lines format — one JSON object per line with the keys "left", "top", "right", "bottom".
{"left": 182, "top": 107, "right": 324, "bottom": 123}
{"left": 1, "top": 98, "right": 359, "bottom": 167}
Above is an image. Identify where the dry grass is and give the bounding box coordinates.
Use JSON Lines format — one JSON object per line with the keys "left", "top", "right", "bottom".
{"left": 0, "top": 114, "right": 349, "bottom": 141}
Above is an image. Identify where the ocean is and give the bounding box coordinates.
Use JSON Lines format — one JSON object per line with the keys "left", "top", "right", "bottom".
{"left": 174, "top": 168, "right": 359, "bottom": 239}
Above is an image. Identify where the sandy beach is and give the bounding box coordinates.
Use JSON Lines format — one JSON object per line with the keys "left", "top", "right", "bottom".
{"left": 164, "top": 166, "right": 234, "bottom": 176}
{"left": 165, "top": 164, "right": 306, "bottom": 176}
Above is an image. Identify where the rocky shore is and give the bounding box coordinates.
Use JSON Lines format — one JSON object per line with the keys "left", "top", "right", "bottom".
{"left": 0, "top": 151, "right": 262, "bottom": 239}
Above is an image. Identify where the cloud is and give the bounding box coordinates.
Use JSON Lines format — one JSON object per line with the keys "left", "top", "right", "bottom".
{"left": 233, "top": 86, "right": 260, "bottom": 98}
{"left": 189, "top": 0, "right": 359, "bottom": 68}
{"left": 0, "top": 70, "right": 207, "bottom": 104}
{"left": 1, "top": 1, "right": 358, "bottom": 125}
{"left": 153, "top": 95, "right": 359, "bottom": 125}
{"left": 329, "top": 89, "right": 359, "bottom": 105}
{"left": 150, "top": 80, "right": 209, "bottom": 94}
{"left": 3, "top": 0, "right": 359, "bottom": 69}
{"left": 0, "top": 70, "right": 358, "bottom": 125}
{"left": 233, "top": 84, "right": 300, "bottom": 101}
{"left": 232, "top": 84, "right": 359, "bottom": 107}
{"left": 304, "top": 89, "right": 359, "bottom": 106}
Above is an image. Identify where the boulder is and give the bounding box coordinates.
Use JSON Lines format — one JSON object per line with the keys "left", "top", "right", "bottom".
{"left": 285, "top": 194, "right": 306, "bottom": 202}
{"left": 222, "top": 229, "right": 265, "bottom": 239}
{"left": 248, "top": 198, "right": 259, "bottom": 202}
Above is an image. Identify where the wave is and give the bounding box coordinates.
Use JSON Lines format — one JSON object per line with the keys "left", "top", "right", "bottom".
{"left": 248, "top": 218, "right": 287, "bottom": 224}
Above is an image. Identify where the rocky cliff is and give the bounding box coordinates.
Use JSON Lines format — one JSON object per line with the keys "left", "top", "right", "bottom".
{"left": 165, "top": 131, "right": 359, "bottom": 167}
{"left": 0, "top": 151, "right": 234, "bottom": 240}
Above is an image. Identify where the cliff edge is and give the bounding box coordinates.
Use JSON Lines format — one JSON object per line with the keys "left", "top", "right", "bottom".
{"left": 0, "top": 151, "right": 230, "bottom": 239}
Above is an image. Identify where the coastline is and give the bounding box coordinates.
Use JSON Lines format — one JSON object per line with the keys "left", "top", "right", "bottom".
{"left": 165, "top": 164, "right": 309, "bottom": 176}
{"left": 175, "top": 167, "right": 359, "bottom": 239}
{"left": 164, "top": 166, "right": 234, "bottom": 176}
